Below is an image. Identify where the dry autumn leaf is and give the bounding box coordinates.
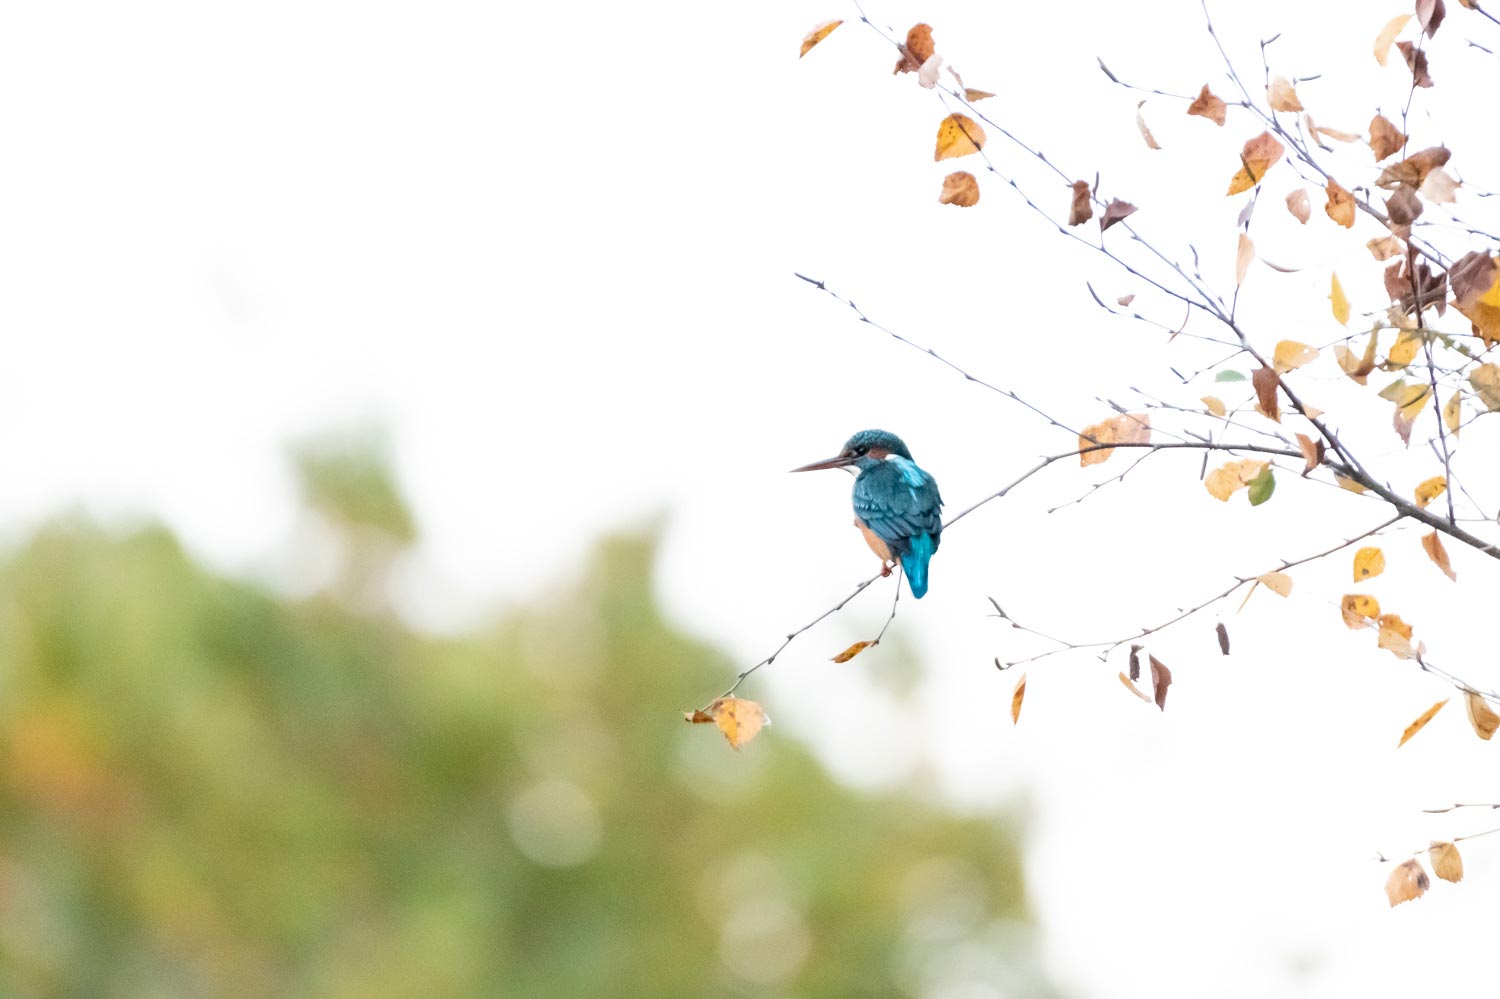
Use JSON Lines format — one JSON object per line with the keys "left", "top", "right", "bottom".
{"left": 1187, "top": 84, "right": 1227, "bottom": 125}
{"left": 1286, "top": 188, "right": 1311, "bottom": 224}
{"left": 964, "top": 88, "right": 996, "bottom": 102}
{"left": 1385, "top": 185, "right": 1423, "bottom": 227}
{"left": 1205, "top": 459, "right": 1269, "bottom": 501}
{"left": 1252, "top": 365, "right": 1280, "bottom": 422}
{"left": 1258, "top": 571, "right": 1292, "bottom": 597}
{"left": 1443, "top": 391, "right": 1462, "bottom": 437}
{"left": 1295, "top": 433, "right": 1324, "bottom": 475}
{"left": 1341, "top": 593, "right": 1381, "bottom": 628}
{"left": 1453, "top": 258, "right": 1500, "bottom": 346}
{"left": 1334, "top": 332, "right": 1379, "bottom": 384}
{"left": 1078, "top": 413, "right": 1151, "bottom": 466}
{"left": 1378, "top": 613, "right": 1417, "bottom": 659}
{"left": 1353, "top": 546, "right": 1385, "bottom": 582}
{"left": 1470, "top": 364, "right": 1500, "bottom": 410}
{"left": 707, "top": 696, "right": 767, "bottom": 750}
{"left": 939, "top": 171, "right": 980, "bottom": 207}
{"left": 1235, "top": 233, "right": 1254, "bottom": 287}
{"left": 1429, "top": 841, "right": 1463, "bottom": 883}
{"left": 1118, "top": 671, "right": 1152, "bottom": 703}
{"left": 1117, "top": 294, "right": 1135, "bottom": 306}
{"left": 1267, "top": 75, "right": 1304, "bottom": 112}
{"left": 1417, "top": 0, "right": 1446, "bottom": 38}
{"left": 1149, "top": 654, "right": 1171, "bottom": 711}
{"left": 934, "top": 113, "right": 985, "bottom": 161}
{"left": 1397, "top": 41, "right": 1433, "bottom": 87}
{"left": 1202, "top": 395, "right": 1226, "bottom": 417}
{"left": 1337, "top": 474, "right": 1368, "bottom": 494}
{"left": 1367, "top": 235, "right": 1404, "bottom": 260}
{"left": 894, "top": 23, "right": 935, "bottom": 74}
{"left": 1128, "top": 644, "right": 1142, "bottom": 682}
{"left": 1386, "top": 330, "right": 1421, "bottom": 368}
{"left": 1227, "top": 132, "right": 1285, "bottom": 195}
{"left": 1398, "top": 698, "right": 1448, "bottom": 747}
{"left": 800, "top": 19, "right": 843, "bottom": 57}
{"left": 1068, "top": 180, "right": 1093, "bottom": 226}
{"left": 1374, "top": 14, "right": 1412, "bottom": 66}
{"left": 1464, "top": 690, "right": 1498, "bottom": 739}
{"left": 1385, "top": 858, "right": 1430, "bottom": 906}
{"left": 1330, "top": 273, "right": 1350, "bottom": 325}
{"left": 1136, "top": 101, "right": 1161, "bottom": 150}
{"left": 1376, "top": 147, "right": 1451, "bottom": 189}
{"left": 1272, "top": 340, "right": 1318, "bottom": 372}
{"left": 1420, "top": 168, "right": 1458, "bottom": 203}
{"left": 1217, "top": 622, "right": 1230, "bottom": 655}
{"left": 1415, "top": 476, "right": 1447, "bottom": 509}
{"left": 832, "top": 640, "right": 873, "bottom": 663}
{"left": 1421, "top": 531, "right": 1456, "bottom": 581}
{"left": 1324, "top": 178, "right": 1355, "bottom": 228}
{"left": 1099, "top": 199, "right": 1137, "bottom": 232}
{"left": 1368, "top": 114, "right": 1408, "bottom": 161}
{"left": 1011, "top": 672, "right": 1026, "bottom": 724}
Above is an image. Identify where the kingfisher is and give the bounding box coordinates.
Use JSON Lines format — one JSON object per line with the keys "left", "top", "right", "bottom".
{"left": 792, "top": 429, "right": 944, "bottom": 598}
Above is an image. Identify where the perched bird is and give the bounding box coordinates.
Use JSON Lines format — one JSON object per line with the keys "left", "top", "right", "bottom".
{"left": 792, "top": 429, "right": 944, "bottom": 598}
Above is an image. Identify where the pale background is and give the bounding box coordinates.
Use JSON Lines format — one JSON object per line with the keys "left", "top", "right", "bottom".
{"left": 4, "top": 0, "right": 1499, "bottom": 994}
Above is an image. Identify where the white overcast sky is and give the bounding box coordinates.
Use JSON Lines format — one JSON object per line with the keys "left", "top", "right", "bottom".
{"left": 5, "top": 0, "right": 1500, "bottom": 995}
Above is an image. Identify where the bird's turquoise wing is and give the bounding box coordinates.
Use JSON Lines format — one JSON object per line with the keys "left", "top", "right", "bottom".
{"left": 852, "top": 458, "right": 944, "bottom": 557}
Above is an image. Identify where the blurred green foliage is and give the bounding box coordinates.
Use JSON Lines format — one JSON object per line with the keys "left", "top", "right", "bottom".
{"left": 0, "top": 448, "right": 1049, "bottom": 998}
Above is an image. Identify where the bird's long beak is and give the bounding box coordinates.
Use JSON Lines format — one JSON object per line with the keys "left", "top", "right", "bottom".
{"left": 790, "top": 454, "right": 855, "bottom": 473}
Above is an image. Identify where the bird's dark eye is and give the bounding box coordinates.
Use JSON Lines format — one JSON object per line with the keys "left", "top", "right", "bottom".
{"left": 855, "top": 445, "right": 868, "bottom": 455}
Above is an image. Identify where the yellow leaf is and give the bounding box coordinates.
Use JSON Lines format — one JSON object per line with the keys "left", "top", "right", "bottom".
{"left": 1286, "top": 188, "right": 1311, "bottom": 223}
{"left": 1334, "top": 331, "right": 1378, "bottom": 385}
{"left": 1258, "top": 571, "right": 1292, "bottom": 597}
{"left": 938, "top": 171, "right": 980, "bottom": 207}
{"left": 935, "top": 113, "right": 986, "bottom": 161}
{"left": 964, "top": 88, "right": 996, "bottom": 102}
{"left": 1202, "top": 395, "right": 1226, "bottom": 417}
{"left": 1464, "top": 690, "right": 1498, "bottom": 739}
{"left": 1443, "top": 391, "right": 1462, "bottom": 436}
{"left": 1353, "top": 546, "right": 1385, "bottom": 582}
{"left": 708, "top": 697, "right": 767, "bottom": 750}
{"left": 1204, "top": 459, "right": 1269, "bottom": 501}
{"left": 799, "top": 19, "right": 843, "bottom": 57}
{"left": 1272, "top": 340, "right": 1318, "bottom": 372}
{"left": 1454, "top": 264, "right": 1500, "bottom": 346}
{"left": 1118, "top": 671, "right": 1152, "bottom": 703}
{"left": 1341, "top": 593, "right": 1381, "bottom": 629}
{"left": 1429, "top": 841, "right": 1464, "bottom": 883}
{"left": 1011, "top": 673, "right": 1026, "bottom": 724}
{"left": 1336, "top": 474, "right": 1368, "bottom": 494}
{"left": 1324, "top": 177, "right": 1355, "bottom": 228}
{"left": 1378, "top": 613, "right": 1417, "bottom": 659}
{"left": 1374, "top": 14, "right": 1412, "bottom": 66}
{"left": 1398, "top": 698, "right": 1448, "bottom": 747}
{"left": 1386, "top": 329, "right": 1422, "bottom": 368}
{"left": 1187, "top": 84, "right": 1226, "bottom": 126}
{"left": 1471, "top": 364, "right": 1500, "bottom": 410}
{"left": 1329, "top": 273, "right": 1350, "bottom": 325}
{"left": 1414, "top": 476, "right": 1446, "bottom": 509}
{"left": 1267, "top": 75, "right": 1304, "bottom": 111}
{"left": 1421, "top": 531, "right": 1457, "bottom": 581}
{"left": 1235, "top": 233, "right": 1254, "bottom": 287}
{"left": 1385, "top": 858, "right": 1429, "bottom": 906}
{"left": 831, "top": 640, "right": 873, "bottom": 663}
{"left": 1078, "top": 413, "right": 1150, "bottom": 466}
{"left": 1227, "top": 131, "right": 1285, "bottom": 195}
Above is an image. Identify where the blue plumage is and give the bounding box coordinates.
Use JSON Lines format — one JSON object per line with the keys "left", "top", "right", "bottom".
{"left": 792, "top": 429, "right": 943, "bottom": 598}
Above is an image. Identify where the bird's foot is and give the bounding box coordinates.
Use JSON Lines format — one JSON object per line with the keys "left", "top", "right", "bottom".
{"left": 879, "top": 561, "right": 894, "bottom": 578}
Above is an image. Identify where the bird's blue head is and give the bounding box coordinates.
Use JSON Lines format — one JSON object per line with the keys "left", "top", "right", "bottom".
{"left": 790, "top": 429, "right": 913, "bottom": 473}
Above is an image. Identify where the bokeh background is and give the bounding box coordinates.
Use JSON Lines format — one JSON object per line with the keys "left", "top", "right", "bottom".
{"left": 5, "top": 0, "right": 1500, "bottom": 995}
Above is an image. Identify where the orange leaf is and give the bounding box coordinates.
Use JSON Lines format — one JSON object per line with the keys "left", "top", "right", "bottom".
{"left": 934, "top": 113, "right": 985, "bottom": 161}
{"left": 831, "top": 640, "right": 873, "bottom": 663}
{"left": 964, "top": 88, "right": 996, "bottom": 102}
{"left": 1078, "top": 413, "right": 1150, "bottom": 466}
{"left": 1377, "top": 147, "right": 1450, "bottom": 189}
{"left": 1352, "top": 546, "right": 1385, "bottom": 582}
{"left": 1367, "top": 235, "right": 1404, "bottom": 261}
{"left": 1368, "top": 114, "right": 1408, "bottom": 161}
{"left": 1295, "top": 433, "right": 1323, "bottom": 474}
{"left": 1186, "top": 84, "right": 1226, "bottom": 126}
{"left": 1011, "top": 673, "right": 1026, "bottom": 724}
{"left": 1341, "top": 593, "right": 1381, "bottom": 629}
{"left": 800, "top": 19, "right": 843, "bottom": 57}
{"left": 938, "top": 171, "right": 980, "bottom": 207}
{"left": 1202, "top": 395, "right": 1227, "bottom": 417}
{"left": 1385, "top": 858, "right": 1429, "bottom": 906}
{"left": 1227, "top": 132, "right": 1285, "bottom": 195}
{"left": 708, "top": 697, "right": 767, "bottom": 750}
{"left": 1324, "top": 178, "right": 1356, "bottom": 228}
{"left": 1398, "top": 698, "right": 1448, "bottom": 747}
{"left": 1286, "top": 188, "right": 1311, "bottom": 223}
{"left": 893, "top": 23, "right": 935, "bottom": 74}
{"left": 1420, "top": 531, "right": 1456, "bottom": 581}
{"left": 1429, "top": 841, "right": 1463, "bottom": 883}
{"left": 1149, "top": 655, "right": 1172, "bottom": 711}
{"left": 1068, "top": 180, "right": 1093, "bottom": 226}
{"left": 1267, "top": 75, "right": 1304, "bottom": 112}
{"left": 1334, "top": 331, "right": 1378, "bottom": 383}
{"left": 1415, "top": 476, "right": 1446, "bottom": 509}
{"left": 685, "top": 709, "right": 715, "bottom": 724}
{"left": 1464, "top": 690, "right": 1498, "bottom": 739}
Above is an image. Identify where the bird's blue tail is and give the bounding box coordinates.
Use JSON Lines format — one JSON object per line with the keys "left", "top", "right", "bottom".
{"left": 902, "top": 533, "right": 936, "bottom": 599}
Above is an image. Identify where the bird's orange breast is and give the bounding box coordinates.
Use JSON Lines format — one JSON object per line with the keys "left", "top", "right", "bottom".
{"left": 854, "top": 517, "right": 893, "bottom": 562}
